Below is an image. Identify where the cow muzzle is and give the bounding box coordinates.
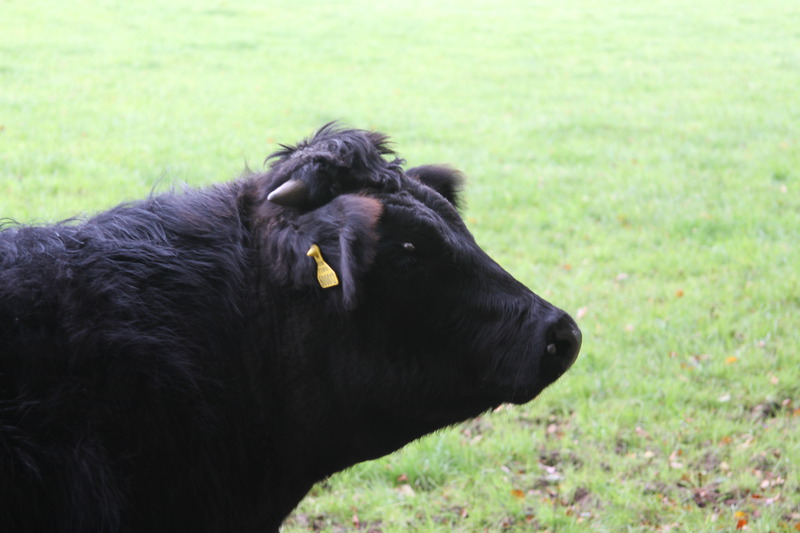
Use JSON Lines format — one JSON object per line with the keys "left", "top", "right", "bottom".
{"left": 538, "top": 311, "right": 582, "bottom": 387}
{"left": 544, "top": 312, "right": 582, "bottom": 372}
{"left": 485, "top": 307, "right": 582, "bottom": 405}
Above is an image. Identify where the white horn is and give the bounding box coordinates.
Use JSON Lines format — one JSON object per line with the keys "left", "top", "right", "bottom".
{"left": 267, "top": 179, "right": 310, "bottom": 206}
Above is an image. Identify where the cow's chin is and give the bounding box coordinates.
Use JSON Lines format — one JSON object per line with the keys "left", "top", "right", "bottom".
{"left": 481, "top": 380, "right": 547, "bottom": 407}
{"left": 487, "top": 342, "right": 578, "bottom": 406}
{"left": 503, "top": 384, "right": 549, "bottom": 406}
{"left": 353, "top": 402, "right": 491, "bottom": 463}
{"left": 482, "top": 360, "right": 569, "bottom": 406}
{"left": 386, "top": 399, "right": 497, "bottom": 443}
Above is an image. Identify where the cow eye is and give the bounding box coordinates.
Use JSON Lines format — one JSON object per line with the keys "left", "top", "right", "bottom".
{"left": 402, "top": 242, "right": 415, "bottom": 252}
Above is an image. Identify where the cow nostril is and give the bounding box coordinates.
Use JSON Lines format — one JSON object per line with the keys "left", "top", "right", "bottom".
{"left": 545, "top": 314, "right": 582, "bottom": 370}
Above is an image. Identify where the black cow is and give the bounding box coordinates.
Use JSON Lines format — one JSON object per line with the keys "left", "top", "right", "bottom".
{"left": 0, "top": 125, "right": 581, "bottom": 532}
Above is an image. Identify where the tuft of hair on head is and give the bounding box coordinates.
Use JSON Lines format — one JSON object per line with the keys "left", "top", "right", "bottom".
{"left": 264, "top": 122, "right": 397, "bottom": 166}
{"left": 264, "top": 123, "right": 405, "bottom": 208}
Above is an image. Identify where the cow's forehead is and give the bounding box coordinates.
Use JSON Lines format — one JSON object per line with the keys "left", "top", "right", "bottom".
{"left": 372, "top": 180, "right": 470, "bottom": 241}
{"left": 384, "top": 177, "right": 454, "bottom": 214}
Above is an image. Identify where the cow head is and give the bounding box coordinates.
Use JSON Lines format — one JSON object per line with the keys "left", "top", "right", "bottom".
{"left": 250, "top": 124, "right": 580, "bottom": 461}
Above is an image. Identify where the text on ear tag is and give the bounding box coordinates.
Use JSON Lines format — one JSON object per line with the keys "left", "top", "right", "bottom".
{"left": 306, "top": 244, "right": 339, "bottom": 289}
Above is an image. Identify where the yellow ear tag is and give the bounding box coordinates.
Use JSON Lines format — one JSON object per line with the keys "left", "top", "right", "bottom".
{"left": 306, "top": 244, "right": 339, "bottom": 289}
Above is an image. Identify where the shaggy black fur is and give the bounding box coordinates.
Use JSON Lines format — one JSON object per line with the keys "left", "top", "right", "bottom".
{"left": 0, "top": 125, "right": 580, "bottom": 532}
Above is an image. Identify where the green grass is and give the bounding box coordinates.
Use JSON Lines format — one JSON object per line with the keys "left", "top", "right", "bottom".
{"left": 3, "top": 0, "right": 799, "bottom": 531}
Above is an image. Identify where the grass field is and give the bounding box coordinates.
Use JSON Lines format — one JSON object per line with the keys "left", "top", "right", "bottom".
{"left": 3, "top": 0, "right": 799, "bottom": 531}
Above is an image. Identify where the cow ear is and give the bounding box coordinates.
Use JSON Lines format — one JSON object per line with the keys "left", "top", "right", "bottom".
{"left": 406, "top": 165, "right": 464, "bottom": 209}
{"left": 330, "top": 195, "right": 383, "bottom": 309}
{"left": 263, "top": 195, "right": 383, "bottom": 310}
